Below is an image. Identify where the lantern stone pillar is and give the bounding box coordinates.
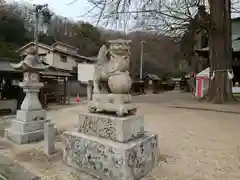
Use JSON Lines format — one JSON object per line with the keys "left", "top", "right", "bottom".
{"left": 5, "top": 48, "right": 50, "bottom": 144}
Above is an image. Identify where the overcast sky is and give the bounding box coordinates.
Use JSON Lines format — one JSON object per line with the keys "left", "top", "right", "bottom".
{"left": 6, "top": 0, "right": 240, "bottom": 32}
{"left": 7, "top": 0, "right": 95, "bottom": 22}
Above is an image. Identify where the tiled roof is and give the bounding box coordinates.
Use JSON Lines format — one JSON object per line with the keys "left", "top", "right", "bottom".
{"left": 18, "top": 42, "right": 98, "bottom": 62}
{"left": 0, "top": 58, "right": 73, "bottom": 76}
{"left": 51, "top": 41, "right": 79, "bottom": 51}
{"left": 196, "top": 38, "right": 240, "bottom": 53}
{"left": 0, "top": 58, "right": 20, "bottom": 72}
{"left": 143, "top": 74, "right": 161, "bottom": 80}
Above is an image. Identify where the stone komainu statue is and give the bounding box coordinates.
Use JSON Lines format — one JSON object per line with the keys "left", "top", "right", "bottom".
{"left": 93, "top": 43, "right": 131, "bottom": 94}
{"left": 89, "top": 39, "right": 136, "bottom": 117}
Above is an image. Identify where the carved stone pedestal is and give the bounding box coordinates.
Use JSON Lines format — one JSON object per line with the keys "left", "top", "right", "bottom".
{"left": 5, "top": 72, "right": 50, "bottom": 144}
{"left": 78, "top": 113, "right": 144, "bottom": 142}
{"left": 63, "top": 113, "right": 160, "bottom": 180}
{"left": 89, "top": 94, "right": 137, "bottom": 116}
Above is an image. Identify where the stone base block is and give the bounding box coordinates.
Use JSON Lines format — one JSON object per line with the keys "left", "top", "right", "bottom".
{"left": 63, "top": 131, "right": 159, "bottom": 180}
{"left": 16, "top": 109, "right": 46, "bottom": 122}
{"left": 5, "top": 128, "right": 44, "bottom": 144}
{"left": 10, "top": 119, "right": 50, "bottom": 133}
{"left": 93, "top": 93, "right": 132, "bottom": 104}
{"left": 78, "top": 113, "right": 144, "bottom": 142}
{"left": 88, "top": 101, "right": 137, "bottom": 117}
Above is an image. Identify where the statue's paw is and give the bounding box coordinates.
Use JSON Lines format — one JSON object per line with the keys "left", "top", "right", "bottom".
{"left": 88, "top": 106, "right": 97, "bottom": 113}
{"left": 116, "top": 106, "right": 127, "bottom": 117}
{"left": 129, "top": 108, "right": 137, "bottom": 115}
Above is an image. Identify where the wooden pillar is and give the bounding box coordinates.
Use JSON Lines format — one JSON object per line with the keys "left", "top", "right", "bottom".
{"left": 67, "top": 78, "right": 71, "bottom": 104}
{"left": 64, "top": 77, "right": 67, "bottom": 104}
{"left": 87, "top": 80, "right": 93, "bottom": 101}
{"left": 55, "top": 77, "right": 58, "bottom": 103}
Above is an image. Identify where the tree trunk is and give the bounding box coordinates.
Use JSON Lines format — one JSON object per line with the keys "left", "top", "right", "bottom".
{"left": 208, "top": 0, "right": 235, "bottom": 103}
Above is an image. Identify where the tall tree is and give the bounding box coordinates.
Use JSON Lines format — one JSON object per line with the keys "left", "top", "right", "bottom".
{"left": 208, "top": 0, "right": 234, "bottom": 103}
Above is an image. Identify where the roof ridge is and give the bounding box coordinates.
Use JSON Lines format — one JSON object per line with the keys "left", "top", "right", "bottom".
{"left": 52, "top": 41, "right": 78, "bottom": 50}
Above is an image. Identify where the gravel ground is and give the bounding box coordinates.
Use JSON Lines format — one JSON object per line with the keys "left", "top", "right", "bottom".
{"left": 1, "top": 93, "right": 240, "bottom": 180}
{"left": 140, "top": 103, "right": 240, "bottom": 180}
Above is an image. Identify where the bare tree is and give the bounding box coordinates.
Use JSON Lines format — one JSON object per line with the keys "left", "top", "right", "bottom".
{"left": 231, "top": 0, "right": 240, "bottom": 14}
{"left": 80, "top": 0, "right": 240, "bottom": 35}
{"left": 81, "top": 0, "right": 205, "bottom": 37}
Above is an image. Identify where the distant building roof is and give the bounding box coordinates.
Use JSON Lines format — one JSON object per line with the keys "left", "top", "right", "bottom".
{"left": 0, "top": 57, "right": 20, "bottom": 72}
{"left": 0, "top": 58, "right": 73, "bottom": 77}
{"left": 40, "top": 69, "right": 72, "bottom": 77}
{"left": 51, "top": 41, "right": 79, "bottom": 51}
{"left": 143, "top": 74, "right": 161, "bottom": 81}
{"left": 172, "top": 78, "right": 182, "bottom": 81}
{"left": 75, "top": 56, "right": 98, "bottom": 63}
{"left": 0, "top": 61, "right": 20, "bottom": 72}
{"left": 18, "top": 42, "right": 98, "bottom": 63}
{"left": 17, "top": 42, "right": 52, "bottom": 52}
{"left": 196, "top": 38, "right": 240, "bottom": 54}
{"left": 232, "top": 35, "right": 240, "bottom": 41}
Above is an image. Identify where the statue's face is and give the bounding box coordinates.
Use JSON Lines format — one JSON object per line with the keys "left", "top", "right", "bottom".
{"left": 110, "top": 48, "right": 130, "bottom": 57}
{"left": 110, "top": 53, "right": 129, "bottom": 62}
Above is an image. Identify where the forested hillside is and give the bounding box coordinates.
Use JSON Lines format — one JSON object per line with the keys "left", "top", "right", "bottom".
{"left": 0, "top": 0, "right": 181, "bottom": 77}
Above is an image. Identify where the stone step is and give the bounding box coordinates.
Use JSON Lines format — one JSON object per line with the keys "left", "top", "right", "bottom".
{"left": 5, "top": 128, "right": 44, "bottom": 144}
{"left": 78, "top": 113, "right": 144, "bottom": 142}
{"left": 62, "top": 131, "right": 159, "bottom": 180}
{"left": 9, "top": 119, "right": 50, "bottom": 134}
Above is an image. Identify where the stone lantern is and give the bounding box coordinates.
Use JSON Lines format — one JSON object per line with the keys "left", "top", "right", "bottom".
{"left": 5, "top": 48, "right": 51, "bottom": 144}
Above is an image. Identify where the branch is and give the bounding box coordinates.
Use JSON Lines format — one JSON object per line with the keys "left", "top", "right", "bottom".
{"left": 67, "top": 0, "right": 239, "bottom": 37}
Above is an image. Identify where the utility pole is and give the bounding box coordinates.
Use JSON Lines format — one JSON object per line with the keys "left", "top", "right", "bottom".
{"left": 140, "top": 41, "right": 145, "bottom": 80}
{"left": 33, "top": 4, "right": 50, "bottom": 62}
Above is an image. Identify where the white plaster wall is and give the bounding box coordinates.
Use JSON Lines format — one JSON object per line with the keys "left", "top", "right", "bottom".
{"left": 52, "top": 52, "right": 76, "bottom": 71}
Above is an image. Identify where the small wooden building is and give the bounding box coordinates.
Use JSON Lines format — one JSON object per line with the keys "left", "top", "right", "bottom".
{"left": 39, "top": 66, "right": 73, "bottom": 107}
{"left": 142, "top": 74, "right": 161, "bottom": 93}
{"left": 0, "top": 58, "right": 73, "bottom": 113}
{"left": 0, "top": 58, "right": 22, "bottom": 113}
